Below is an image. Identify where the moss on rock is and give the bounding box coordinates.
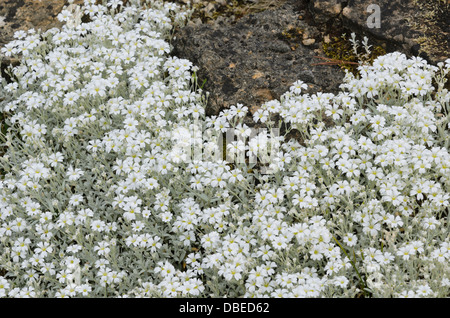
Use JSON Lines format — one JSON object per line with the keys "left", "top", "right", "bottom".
{"left": 322, "top": 33, "right": 386, "bottom": 75}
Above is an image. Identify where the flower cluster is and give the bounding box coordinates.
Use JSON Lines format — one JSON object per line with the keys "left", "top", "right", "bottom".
{"left": 0, "top": 0, "right": 449, "bottom": 298}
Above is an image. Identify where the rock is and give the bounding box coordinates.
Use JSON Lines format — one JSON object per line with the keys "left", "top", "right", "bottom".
{"left": 172, "top": 0, "right": 345, "bottom": 116}
{"left": 302, "top": 38, "right": 315, "bottom": 46}
{"left": 310, "top": 0, "right": 449, "bottom": 64}
{"left": 310, "top": 0, "right": 343, "bottom": 24}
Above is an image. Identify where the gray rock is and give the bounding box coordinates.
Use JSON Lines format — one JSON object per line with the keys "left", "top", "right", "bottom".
{"left": 310, "top": 0, "right": 343, "bottom": 24}
{"left": 172, "top": 0, "right": 345, "bottom": 116}
{"left": 310, "top": 0, "right": 449, "bottom": 64}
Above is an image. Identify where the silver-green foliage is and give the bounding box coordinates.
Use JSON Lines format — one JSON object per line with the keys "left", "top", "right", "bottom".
{"left": 0, "top": 0, "right": 449, "bottom": 298}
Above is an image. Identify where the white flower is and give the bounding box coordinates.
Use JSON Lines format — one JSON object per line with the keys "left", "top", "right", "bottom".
{"left": 290, "top": 80, "right": 308, "bottom": 95}
{"left": 66, "top": 166, "right": 84, "bottom": 181}
{"left": 69, "top": 194, "right": 84, "bottom": 206}
{"left": 343, "top": 233, "right": 358, "bottom": 247}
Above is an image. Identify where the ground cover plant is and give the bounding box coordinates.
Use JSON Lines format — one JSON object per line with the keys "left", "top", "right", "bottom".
{"left": 0, "top": 0, "right": 449, "bottom": 298}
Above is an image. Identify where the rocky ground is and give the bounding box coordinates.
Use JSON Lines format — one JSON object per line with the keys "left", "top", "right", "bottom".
{"left": 171, "top": 0, "right": 449, "bottom": 116}
{"left": 0, "top": 0, "right": 448, "bottom": 116}
{"left": 172, "top": 0, "right": 346, "bottom": 116}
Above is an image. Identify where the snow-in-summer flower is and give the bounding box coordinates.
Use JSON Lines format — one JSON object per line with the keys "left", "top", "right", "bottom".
{"left": 0, "top": 0, "right": 449, "bottom": 298}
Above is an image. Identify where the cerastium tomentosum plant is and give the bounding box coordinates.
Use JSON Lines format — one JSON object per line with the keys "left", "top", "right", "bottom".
{"left": 0, "top": 0, "right": 449, "bottom": 298}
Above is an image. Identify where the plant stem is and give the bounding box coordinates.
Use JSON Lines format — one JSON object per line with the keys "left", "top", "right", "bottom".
{"left": 332, "top": 234, "right": 369, "bottom": 297}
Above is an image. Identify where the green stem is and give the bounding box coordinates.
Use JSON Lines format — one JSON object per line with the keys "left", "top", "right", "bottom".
{"left": 332, "top": 235, "right": 369, "bottom": 296}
